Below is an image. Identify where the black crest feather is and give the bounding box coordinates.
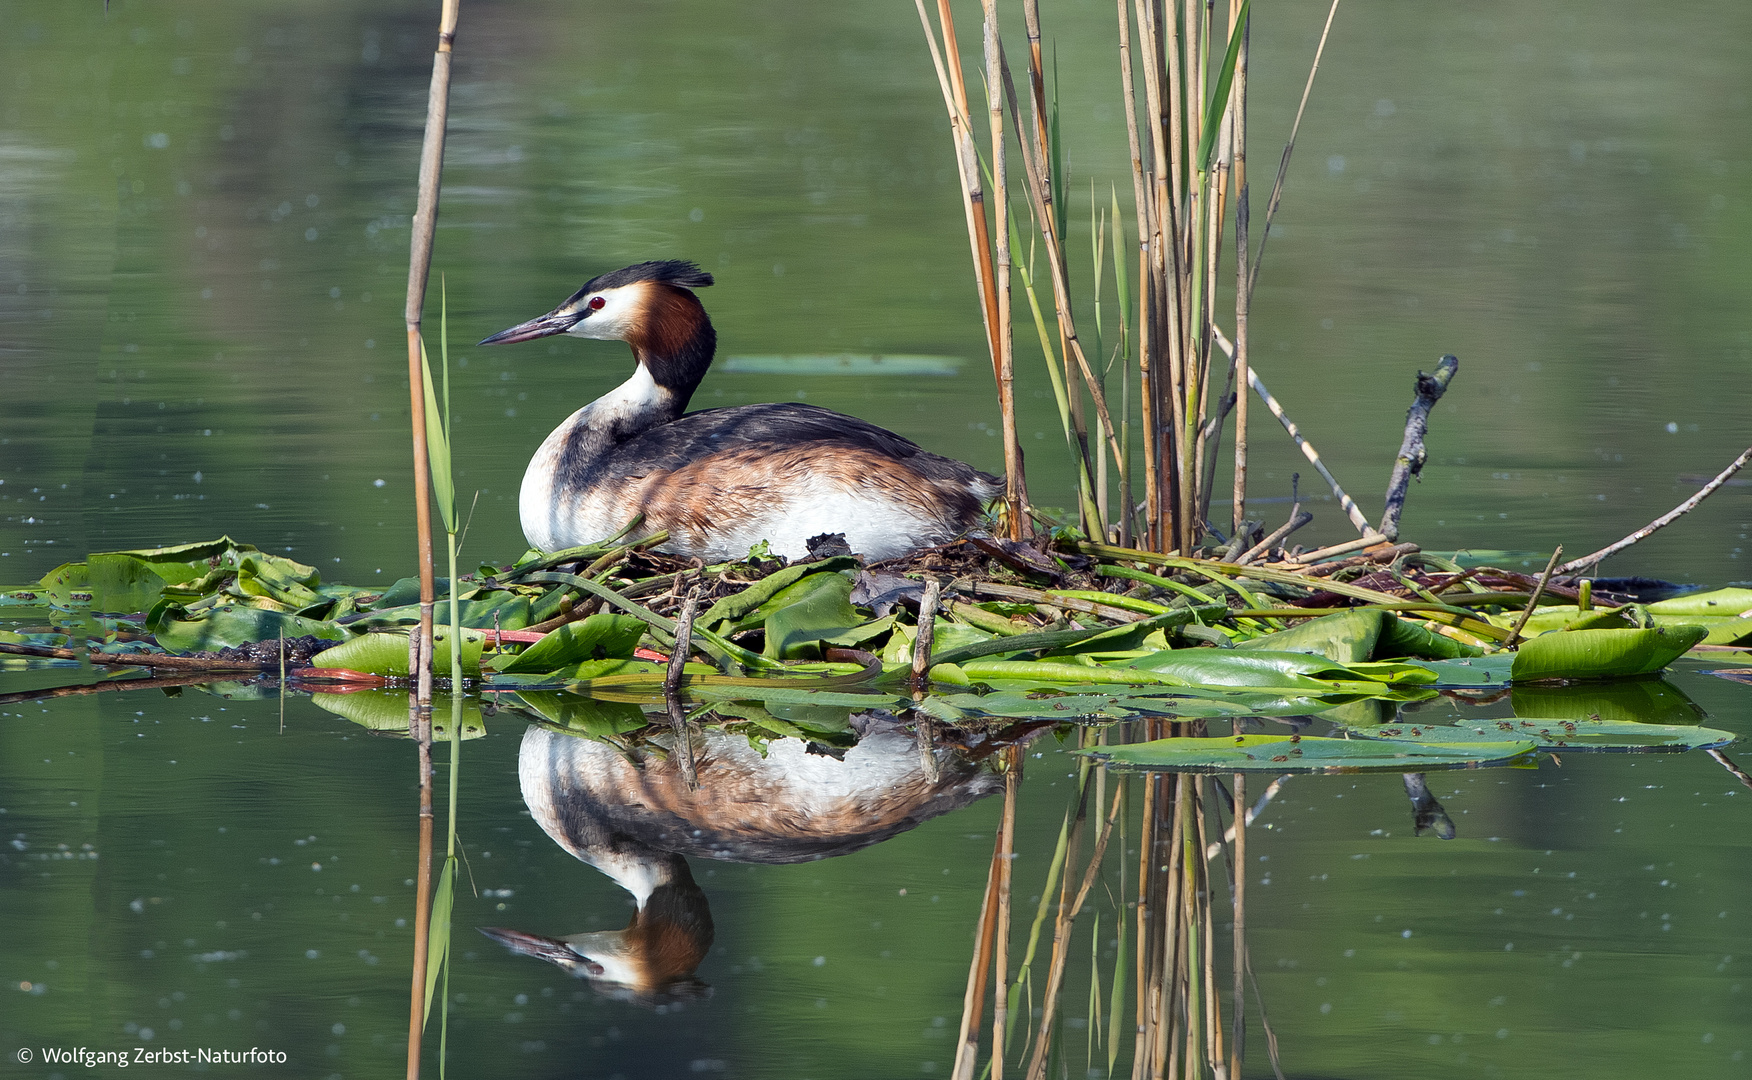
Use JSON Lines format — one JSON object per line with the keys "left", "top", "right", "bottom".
{"left": 574, "top": 260, "right": 713, "bottom": 298}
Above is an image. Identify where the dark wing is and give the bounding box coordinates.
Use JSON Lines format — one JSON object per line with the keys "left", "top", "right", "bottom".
{"left": 592, "top": 403, "right": 1001, "bottom": 487}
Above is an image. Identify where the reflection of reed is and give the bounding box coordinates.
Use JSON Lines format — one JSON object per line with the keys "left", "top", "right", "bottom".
{"left": 957, "top": 723, "right": 1284, "bottom": 1080}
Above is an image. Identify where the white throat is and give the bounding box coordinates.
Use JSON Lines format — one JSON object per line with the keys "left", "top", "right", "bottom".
{"left": 519, "top": 363, "right": 674, "bottom": 551}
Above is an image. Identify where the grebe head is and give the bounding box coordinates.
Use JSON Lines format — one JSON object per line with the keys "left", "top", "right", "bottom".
{"left": 477, "top": 260, "right": 713, "bottom": 347}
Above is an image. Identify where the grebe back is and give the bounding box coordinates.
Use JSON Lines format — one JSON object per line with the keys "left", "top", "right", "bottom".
{"left": 480, "top": 260, "right": 1001, "bottom": 562}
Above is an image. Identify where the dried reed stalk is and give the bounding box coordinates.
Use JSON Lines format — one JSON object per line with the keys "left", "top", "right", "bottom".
{"left": 914, "top": 1, "right": 1029, "bottom": 536}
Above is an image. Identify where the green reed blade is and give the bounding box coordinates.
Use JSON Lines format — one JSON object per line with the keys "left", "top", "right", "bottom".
{"left": 1196, "top": 0, "right": 1251, "bottom": 172}
{"left": 419, "top": 341, "right": 455, "bottom": 535}
{"left": 422, "top": 855, "right": 456, "bottom": 1026}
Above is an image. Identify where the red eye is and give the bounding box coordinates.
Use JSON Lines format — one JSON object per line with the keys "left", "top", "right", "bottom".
{"left": 587, "top": 296, "right": 606, "bottom": 311}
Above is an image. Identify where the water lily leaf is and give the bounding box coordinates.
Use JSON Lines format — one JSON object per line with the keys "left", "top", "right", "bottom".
{"left": 81, "top": 538, "right": 321, "bottom": 613}
{"left": 233, "top": 554, "right": 322, "bottom": 609}
{"left": 1408, "top": 654, "right": 1516, "bottom": 687}
{"left": 929, "top": 607, "right": 1226, "bottom": 668}
{"left": 763, "top": 572, "right": 862, "bottom": 660}
{"left": 489, "top": 613, "right": 646, "bottom": 673}
{"left": 154, "top": 603, "right": 345, "bottom": 654}
{"left": 1697, "top": 616, "right": 1752, "bottom": 645}
{"left": 310, "top": 632, "right": 411, "bottom": 675}
{"left": 309, "top": 625, "right": 485, "bottom": 677}
{"left": 698, "top": 556, "right": 860, "bottom": 633}
{"left": 1510, "top": 625, "right": 1707, "bottom": 682}
{"left": 369, "top": 576, "right": 479, "bottom": 611}
{"left": 1344, "top": 716, "right": 1735, "bottom": 752}
{"left": 1079, "top": 733, "right": 1537, "bottom": 772}
{"left": 1123, "top": 649, "right": 1378, "bottom": 688}
{"left": 1646, "top": 587, "right": 1752, "bottom": 618}
{"left": 962, "top": 659, "right": 1186, "bottom": 686}
{"left": 1235, "top": 609, "right": 1384, "bottom": 663}
{"left": 883, "top": 618, "right": 995, "bottom": 665}
{"left": 821, "top": 614, "right": 896, "bottom": 648}
{"left": 1377, "top": 615, "right": 1486, "bottom": 660}
{"left": 547, "top": 658, "right": 714, "bottom": 681}
{"left": 16, "top": 562, "right": 91, "bottom": 607}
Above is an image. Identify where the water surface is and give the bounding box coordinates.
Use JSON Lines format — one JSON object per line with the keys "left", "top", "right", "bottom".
{"left": 3, "top": 2, "right": 1751, "bottom": 1077}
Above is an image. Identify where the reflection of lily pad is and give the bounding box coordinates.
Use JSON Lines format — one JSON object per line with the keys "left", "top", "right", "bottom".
{"left": 507, "top": 690, "right": 648, "bottom": 738}
{"left": 1343, "top": 717, "right": 1735, "bottom": 752}
{"left": 1508, "top": 679, "right": 1703, "bottom": 726}
{"left": 1079, "top": 733, "right": 1537, "bottom": 773}
{"left": 311, "top": 689, "right": 485, "bottom": 739}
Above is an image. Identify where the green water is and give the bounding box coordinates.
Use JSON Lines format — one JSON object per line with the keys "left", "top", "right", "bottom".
{"left": 3, "top": 1, "right": 1751, "bottom": 1077}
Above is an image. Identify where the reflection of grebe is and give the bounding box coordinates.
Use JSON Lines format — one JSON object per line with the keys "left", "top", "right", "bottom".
{"left": 480, "top": 719, "right": 1017, "bottom": 1003}
{"left": 478, "top": 261, "right": 1001, "bottom": 562}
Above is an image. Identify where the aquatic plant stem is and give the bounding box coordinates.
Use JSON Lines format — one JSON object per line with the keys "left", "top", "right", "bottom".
{"left": 1557, "top": 445, "right": 1752, "bottom": 574}
{"left": 1231, "top": 1, "right": 1251, "bottom": 539}
{"left": 981, "top": 0, "right": 1027, "bottom": 537}
{"left": 403, "top": 6, "right": 461, "bottom": 1070}
{"left": 1500, "top": 546, "right": 1563, "bottom": 651}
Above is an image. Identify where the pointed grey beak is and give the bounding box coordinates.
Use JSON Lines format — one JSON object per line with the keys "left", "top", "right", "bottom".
{"left": 477, "top": 927, "right": 605, "bottom": 976}
{"left": 478, "top": 308, "right": 581, "bottom": 346}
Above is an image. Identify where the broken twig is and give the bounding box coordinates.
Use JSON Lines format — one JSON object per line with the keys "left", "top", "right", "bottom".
{"left": 1558, "top": 446, "right": 1752, "bottom": 574}
{"left": 1379, "top": 355, "right": 1459, "bottom": 539}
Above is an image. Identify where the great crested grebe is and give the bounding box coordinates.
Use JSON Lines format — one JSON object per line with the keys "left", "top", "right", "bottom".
{"left": 479, "top": 260, "right": 1001, "bottom": 562}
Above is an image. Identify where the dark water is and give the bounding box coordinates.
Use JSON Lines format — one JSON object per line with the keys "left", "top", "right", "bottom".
{"left": 3, "top": 1, "right": 1751, "bottom": 1077}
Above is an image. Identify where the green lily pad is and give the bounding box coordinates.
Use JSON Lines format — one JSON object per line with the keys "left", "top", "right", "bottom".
{"left": 308, "top": 625, "right": 485, "bottom": 677}
{"left": 698, "top": 556, "right": 860, "bottom": 634}
{"left": 1646, "top": 587, "right": 1752, "bottom": 618}
{"left": 489, "top": 613, "right": 645, "bottom": 673}
{"left": 154, "top": 603, "right": 345, "bottom": 654}
{"left": 1510, "top": 625, "right": 1707, "bottom": 682}
{"left": 1124, "top": 649, "right": 1431, "bottom": 688}
{"left": 762, "top": 572, "right": 863, "bottom": 660}
{"left": 883, "top": 618, "right": 995, "bottom": 665}
{"left": 1409, "top": 654, "right": 1516, "bottom": 687}
{"left": 1235, "top": 609, "right": 1384, "bottom": 663}
{"left": 1343, "top": 717, "right": 1735, "bottom": 752}
{"left": 1079, "top": 733, "right": 1538, "bottom": 772}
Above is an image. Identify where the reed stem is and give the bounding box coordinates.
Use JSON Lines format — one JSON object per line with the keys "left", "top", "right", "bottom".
{"left": 402, "top": 5, "right": 459, "bottom": 1076}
